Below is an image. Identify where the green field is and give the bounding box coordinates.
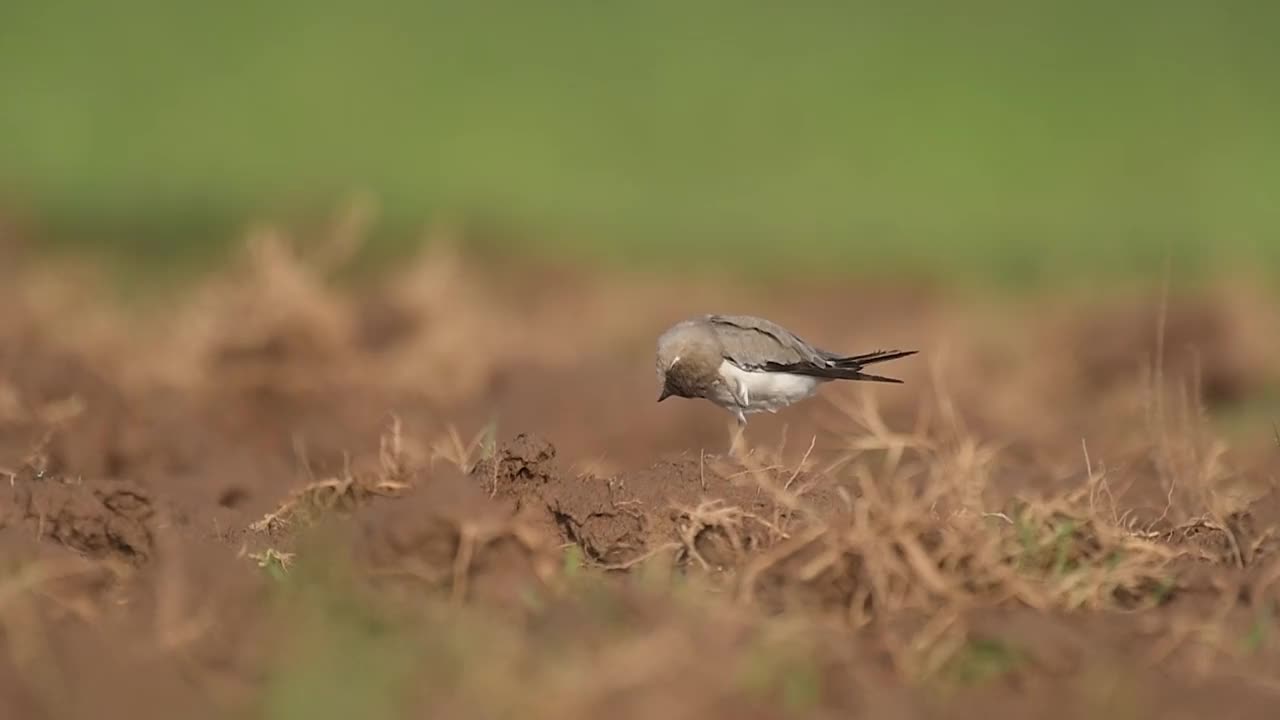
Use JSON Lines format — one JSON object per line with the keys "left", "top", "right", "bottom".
{"left": 3, "top": 0, "right": 1278, "bottom": 283}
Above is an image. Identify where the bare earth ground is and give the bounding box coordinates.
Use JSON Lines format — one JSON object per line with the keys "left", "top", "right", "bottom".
{"left": 2, "top": 229, "right": 1280, "bottom": 719}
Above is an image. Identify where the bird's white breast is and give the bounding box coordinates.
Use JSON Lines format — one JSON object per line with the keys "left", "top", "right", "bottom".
{"left": 717, "top": 361, "right": 822, "bottom": 414}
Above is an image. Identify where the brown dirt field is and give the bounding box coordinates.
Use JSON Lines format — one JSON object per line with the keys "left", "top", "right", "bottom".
{"left": 2, "top": 231, "right": 1280, "bottom": 719}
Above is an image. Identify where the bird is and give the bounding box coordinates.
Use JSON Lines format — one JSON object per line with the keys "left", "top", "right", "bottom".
{"left": 655, "top": 314, "right": 916, "bottom": 448}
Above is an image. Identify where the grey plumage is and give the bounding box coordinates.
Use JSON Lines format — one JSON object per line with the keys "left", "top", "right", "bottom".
{"left": 680, "top": 314, "right": 916, "bottom": 383}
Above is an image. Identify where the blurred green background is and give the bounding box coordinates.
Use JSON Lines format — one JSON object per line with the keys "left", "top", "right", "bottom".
{"left": 2, "top": 0, "right": 1278, "bottom": 285}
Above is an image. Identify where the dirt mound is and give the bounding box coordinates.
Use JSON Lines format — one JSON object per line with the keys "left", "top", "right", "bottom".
{"left": 3, "top": 469, "right": 155, "bottom": 565}
{"left": 1154, "top": 486, "right": 1280, "bottom": 566}
{"left": 353, "top": 464, "right": 557, "bottom": 610}
{"left": 472, "top": 433, "right": 833, "bottom": 571}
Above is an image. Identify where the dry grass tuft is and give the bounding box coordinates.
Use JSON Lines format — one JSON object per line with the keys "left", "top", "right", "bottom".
{"left": 428, "top": 424, "right": 497, "bottom": 475}
{"left": 708, "top": 376, "right": 1230, "bottom": 632}
{"left": 251, "top": 418, "right": 414, "bottom": 535}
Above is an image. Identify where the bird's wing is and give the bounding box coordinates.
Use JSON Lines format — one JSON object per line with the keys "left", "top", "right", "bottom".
{"left": 705, "top": 314, "right": 917, "bottom": 383}
{"left": 703, "top": 315, "right": 829, "bottom": 370}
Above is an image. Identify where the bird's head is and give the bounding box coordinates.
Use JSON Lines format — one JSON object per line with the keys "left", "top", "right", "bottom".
{"left": 655, "top": 322, "right": 722, "bottom": 402}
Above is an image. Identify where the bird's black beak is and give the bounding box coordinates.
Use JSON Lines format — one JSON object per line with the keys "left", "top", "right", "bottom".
{"left": 657, "top": 386, "right": 673, "bottom": 402}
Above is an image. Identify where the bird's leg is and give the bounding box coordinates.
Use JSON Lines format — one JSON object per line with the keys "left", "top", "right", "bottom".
{"left": 728, "top": 412, "right": 747, "bottom": 457}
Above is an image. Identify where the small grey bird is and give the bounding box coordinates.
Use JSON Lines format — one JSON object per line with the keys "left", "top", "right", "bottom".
{"left": 655, "top": 314, "right": 917, "bottom": 429}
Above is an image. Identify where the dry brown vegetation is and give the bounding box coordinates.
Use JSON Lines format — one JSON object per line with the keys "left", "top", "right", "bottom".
{"left": 1, "top": 226, "right": 1280, "bottom": 719}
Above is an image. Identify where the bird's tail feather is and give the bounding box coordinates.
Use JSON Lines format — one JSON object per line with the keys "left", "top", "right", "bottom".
{"left": 801, "top": 366, "right": 907, "bottom": 383}
{"left": 763, "top": 348, "right": 917, "bottom": 383}
{"left": 829, "top": 349, "right": 918, "bottom": 367}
